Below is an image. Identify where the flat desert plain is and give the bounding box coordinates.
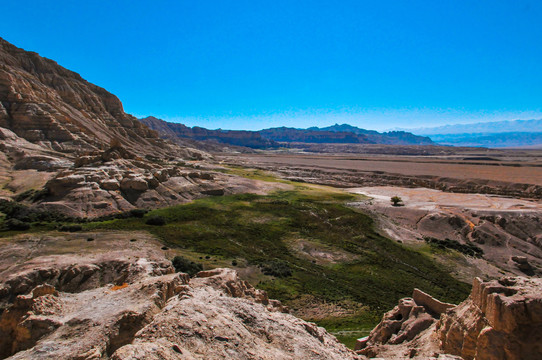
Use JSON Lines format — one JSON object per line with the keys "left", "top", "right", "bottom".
{"left": 220, "top": 152, "right": 542, "bottom": 185}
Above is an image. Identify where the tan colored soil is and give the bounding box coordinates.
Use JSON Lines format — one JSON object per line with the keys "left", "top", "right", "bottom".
{"left": 225, "top": 153, "right": 542, "bottom": 185}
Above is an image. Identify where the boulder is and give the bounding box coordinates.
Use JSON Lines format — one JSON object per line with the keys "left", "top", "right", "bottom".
{"left": 101, "top": 179, "right": 120, "bottom": 191}
{"left": 510, "top": 256, "right": 532, "bottom": 271}
{"left": 120, "top": 177, "right": 149, "bottom": 192}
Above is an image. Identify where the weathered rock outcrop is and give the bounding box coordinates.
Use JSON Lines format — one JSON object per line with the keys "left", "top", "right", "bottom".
{"left": 0, "top": 265, "right": 359, "bottom": 360}
{"left": 357, "top": 277, "right": 542, "bottom": 360}
{"left": 438, "top": 277, "right": 542, "bottom": 360}
{"left": 1, "top": 271, "right": 188, "bottom": 359}
{"left": 356, "top": 288, "right": 454, "bottom": 357}
{"left": 0, "top": 127, "right": 73, "bottom": 171}
{"left": 0, "top": 234, "right": 360, "bottom": 359}
{"left": 114, "top": 268, "right": 357, "bottom": 360}
{"left": 32, "top": 160, "right": 289, "bottom": 217}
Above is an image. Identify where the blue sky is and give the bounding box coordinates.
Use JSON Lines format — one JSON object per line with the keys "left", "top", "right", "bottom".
{"left": 2, "top": 1, "right": 541, "bottom": 131}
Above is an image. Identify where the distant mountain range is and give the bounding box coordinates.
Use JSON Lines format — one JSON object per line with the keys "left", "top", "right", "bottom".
{"left": 409, "top": 119, "right": 542, "bottom": 135}
{"left": 406, "top": 119, "right": 542, "bottom": 148}
{"left": 307, "top": 123, "right": 435, "bottom": 145}
{"left": 139, "top": 117, "right": 277, "bottom": 149}
{"left": 139, "top": 118, "right": 435, "bottom": 149}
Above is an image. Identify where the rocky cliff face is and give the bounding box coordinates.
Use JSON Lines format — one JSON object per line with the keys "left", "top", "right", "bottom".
{"left": 356, "top": 276, "right": 542, "bottom": 360}
{"left": 0, "top": 37, "right": 175, "bottom": 156}
{"left": 438, "top": 277, "right": 542, "bottom": 360}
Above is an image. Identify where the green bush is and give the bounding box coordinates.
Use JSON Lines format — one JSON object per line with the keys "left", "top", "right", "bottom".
{"left": 390, "top": 196, "right": 403, "bottom": 206}
{"left": 5, "top": 218, "right": 30, "bottom": 230}
{"left": 260, "top": 260, "right": 292, "bottom": 278}
{"left": 172, "top": 256, "right": 203, "bottom": 276}
{"left": 59, "top": 224, "right": 83, "bottom": 232}
{"left": 130, "top": 209, "right": 148, "bottom": 218}
{"left": 145, "top": 216, "right": 166, "bottom": 226}
{"left": 0, "top": 199, "right": 76, "bottom": 223}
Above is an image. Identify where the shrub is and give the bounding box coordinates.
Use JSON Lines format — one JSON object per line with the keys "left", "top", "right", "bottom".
{"left": 5, "top": 218, "right": 30, "bottom": 230}
{"left": 271, "top": 199, "right": 289, "bottom": 205}
{"left": 129, "top": 209, "right": 148, "bottom": 218}
{"left": 172, "top": 256, "right": 203, "bottom": 276}
{"left": 14, "top": 189, "right": 36, "bottom": 202}
{"left": 59, "top": 224, "right": 83, "bottom": 232}
{"left": 390, "top": 196, "right": 403, "bottom": 206}
{"left": 0, "top": 199, "right": 76, "bottom": 223}
{"left": 260, "top": 260, "right": 292, "bottom": 278}
{"left": 145, "top": 216, "right": 166, "bottom": 226}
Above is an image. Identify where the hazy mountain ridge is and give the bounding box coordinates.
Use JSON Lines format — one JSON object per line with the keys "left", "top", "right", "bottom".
{"left": 409, "top": 119, "right": 542, "bottom": 135}
{"left": 405, "top": 119, "right": 542, "bottom": 148}
{"left": 429, "top": 131, "right": 542, "bottom": 148}
{"left": 258, "top": 126, "right": 373, "bottom": 144}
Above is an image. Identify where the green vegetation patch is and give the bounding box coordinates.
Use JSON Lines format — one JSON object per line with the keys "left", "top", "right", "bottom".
{"left": 83, "top": 187, "right": 470, "bottom": 346}
{"left": 172, "top": 255, "right": 204, "bottom": 276}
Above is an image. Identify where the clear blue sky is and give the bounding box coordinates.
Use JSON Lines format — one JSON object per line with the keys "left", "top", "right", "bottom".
{"left": 2, "top": 1, "right": 541, "bottom": 131}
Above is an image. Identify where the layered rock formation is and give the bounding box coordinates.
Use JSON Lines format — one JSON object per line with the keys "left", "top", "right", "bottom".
{"left": 356, "top": 288, "right": 455, "bottom": 358}
{"left": 356, "top": 277, "right": 542, "bottom": 360}
{"left": 0, "top": 37, "right": 178, "bottom": 156}
{"left": 36, "top": 159, "right": 285, "bottom": 217}
{"left": 438, "top": 277, "right": 542, "bottom": 360}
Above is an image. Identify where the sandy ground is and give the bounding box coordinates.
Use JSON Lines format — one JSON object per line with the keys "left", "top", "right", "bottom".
{"left": 348, "top": 186, "right": 542, "bottom": 212}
